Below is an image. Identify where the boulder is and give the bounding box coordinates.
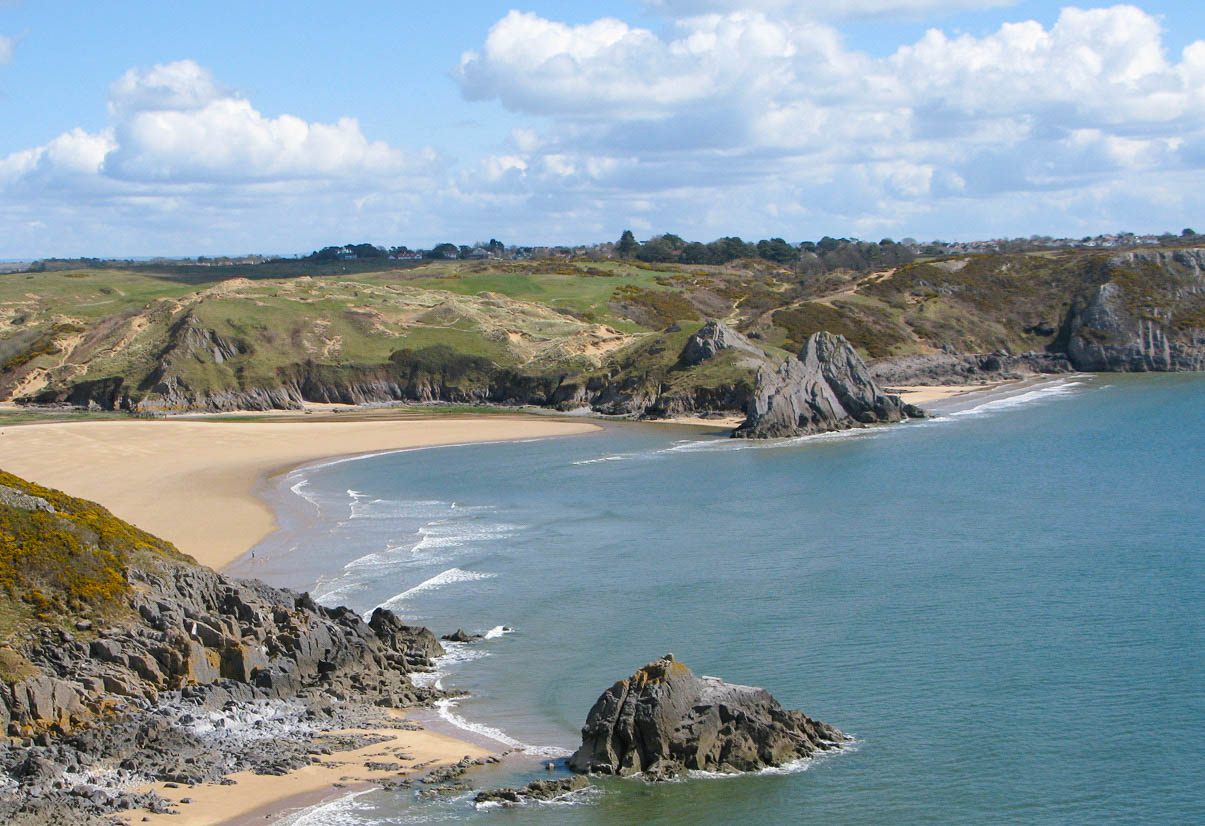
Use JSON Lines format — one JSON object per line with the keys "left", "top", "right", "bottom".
{"left": 567, "top": 654, "right": 845, "bottom": 778}
{"left": 441, "top": 629, "right": 483, "bottom": 643}
{"left": 736, "top": 331, "right": 923, "bottom": 438}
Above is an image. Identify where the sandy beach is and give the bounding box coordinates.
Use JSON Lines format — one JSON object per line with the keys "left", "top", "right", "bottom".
{"left": 0, "top": 411, "right": 597, "bottom": 825}
{"left": 0, "top": 414, "right": 599, "bottom": 571}
{"left": 128, "top": 717, "right": 493, "bottom": 826}
{"left": 889, "top": 383, "right": 1003, "bottom": 406}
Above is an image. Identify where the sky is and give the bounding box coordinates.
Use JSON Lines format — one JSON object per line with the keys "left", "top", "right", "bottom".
{"left": 0, "top": 0, "right": 1202, "bottom": 257}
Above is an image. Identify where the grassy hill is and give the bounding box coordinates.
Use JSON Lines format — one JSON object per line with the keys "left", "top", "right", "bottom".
{"left": 2, "top": 247, "right": 1202, "bottom": 414}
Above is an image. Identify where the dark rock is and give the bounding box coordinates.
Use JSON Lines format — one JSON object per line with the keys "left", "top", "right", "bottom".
{"left": 736, "top": 332, "right": 920, "bottom": 439}
{"left": 1062, "top": 249, "right": 1205, "bottom": 371}
{"left": 568, "top": 654, "right": 845, "bottom": 778}
{"left": 679, "top": 320, "right": 765, "bottom": 367}
{"left": 441, "top": 629, "right": 483, "bottom": 643}
{"left": 474, "top": 775, "right": 590, "bottom": 807}
{"left": 869, "top": 351, "right": 1073, "bottom": 386}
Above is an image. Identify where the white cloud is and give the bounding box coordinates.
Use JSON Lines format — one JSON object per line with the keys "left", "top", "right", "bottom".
{"left": 0, "top": 34, "right": 15, "bottom": 64}
{"left": 101, "top": 61, "right": 428, "bottom": 182}
{"left": 2, "top": 8, "right": 1204, "bottom": 257}
{"left": 452, "top": 4, "right": 1205, "bottom": 235}
{"left": 2, "top": 60, "right": 439, "bottom": 188}
{"left": 0, "top": 60, "right": 450, "bottom": 255}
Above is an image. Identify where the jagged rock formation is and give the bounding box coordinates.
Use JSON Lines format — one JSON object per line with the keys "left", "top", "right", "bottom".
{"left": 869, "top": 350, "right": 1073, "bottom": 386}
{"left": 736, "top": 332, "right": 923, "bottom": 438}
{"left": 567, "top": 654, "right": 845, "bottom": 778}
{"left": 679, "top": 320, "right": 766, "bottom": 366}
{"left": 0, "top": 558, "right": 443, "bottom": 738}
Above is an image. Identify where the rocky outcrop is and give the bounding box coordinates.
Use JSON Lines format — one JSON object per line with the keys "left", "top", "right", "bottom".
{"left": 679, "top": 320, "right": 765, "bottom": 367}
{"left": 0, "top": 485, "right": 55, "bottom": 514}
{"left": 0, "top": 558, "right": 444, "bottom": 740}
{"left": 1060, "top": 249, "right": 1205, "bottom": 372}
{"left": 567, "top": 654, "right": 845, "bottom": 778}
{"left": 475, "top": 775, "right": 590, "bottom": 807}
{"left": 0, "top": 547, "right": 451, "bottom": 823}
{"left": 736, "top": 332, "right": 923, "bottom": 439}
{"left": 869, "top": 350, "right": 1073, "bottom": 386}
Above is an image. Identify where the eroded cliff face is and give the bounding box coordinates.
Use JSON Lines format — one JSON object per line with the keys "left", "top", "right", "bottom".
{"left": 736, "top": 332, "right": 922, "bottom": 438}
{"left": 1062, "top": 250, "right": 1205, "bottom": 371}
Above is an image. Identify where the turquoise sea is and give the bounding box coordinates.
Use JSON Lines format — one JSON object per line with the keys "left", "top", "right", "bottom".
{"left": 229, "top": 374, "right": 1205, "bottom": 825}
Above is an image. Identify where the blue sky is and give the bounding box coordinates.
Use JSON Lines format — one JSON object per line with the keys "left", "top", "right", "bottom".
{"left": 1, "top": 1, "right": 1202, "bottom": 256}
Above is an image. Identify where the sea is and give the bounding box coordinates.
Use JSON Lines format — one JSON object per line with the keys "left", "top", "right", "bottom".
{"left": 227, "top": 373, "right": 1205, "bottom": 825}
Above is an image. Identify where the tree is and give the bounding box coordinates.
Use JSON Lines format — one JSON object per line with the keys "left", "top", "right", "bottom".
{"left": 426, "top": 243, "right": 459, "bottom": 260}
{"left": 678, "top": 242, "right": 715, "bottom": 265}
{"left": 756, "top": 238, "right": 800, "bottom": 265}
{"left": 708, "top": 236, "right": 756, "bottom": 262}
{"left": 617, "top": 230, "right": 638, "bottom": 259}
{"left": 1184, "top": 228, "right": 1197, "bottom": 237}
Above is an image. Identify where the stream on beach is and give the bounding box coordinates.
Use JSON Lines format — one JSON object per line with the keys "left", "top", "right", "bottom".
{"left": 228, "top": 373, "right": 1205, "bottom": 825}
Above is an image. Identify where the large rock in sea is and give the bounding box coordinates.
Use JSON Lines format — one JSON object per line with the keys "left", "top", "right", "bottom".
{"left": 567, "top": 654, "right": 845, "bottom": 778}
{"left": 735, "top": 331, "right": 924, "bottom": 438}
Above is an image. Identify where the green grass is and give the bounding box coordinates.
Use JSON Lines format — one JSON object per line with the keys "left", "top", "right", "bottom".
{"left": 0, "top": 470, "right": 192, "bottom": 638}
{"left": 0, "top": 409, "right": 131, "bottom": 426}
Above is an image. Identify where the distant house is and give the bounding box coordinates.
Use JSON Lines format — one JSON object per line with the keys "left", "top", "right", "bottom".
{"left": 336, "top": 249, "right": 357, "bottom": 261}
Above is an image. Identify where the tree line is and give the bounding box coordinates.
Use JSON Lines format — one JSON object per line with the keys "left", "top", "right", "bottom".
{"left": 617, "top": 230, "right": 915, "bottom": 273}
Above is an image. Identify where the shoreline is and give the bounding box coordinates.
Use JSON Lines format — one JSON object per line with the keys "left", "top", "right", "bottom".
{"left": 0, "top": 382, "right": 1039, "bottom": 825}
{"left": 0, "top": 414, "right": 601, "bottom": 571}
{"left": 887, "top": 382, "right": 1007, "bottom": 406}
{"left": 126, "top": 716, "right": 496, "bottom": 826}
{"left": 0, "top": 412, "right": 597, "bottom": 825}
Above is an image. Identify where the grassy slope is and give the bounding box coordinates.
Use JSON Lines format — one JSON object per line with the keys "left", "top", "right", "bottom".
{"left": 1, "top": 247, "right": 1200, "bottom": 408}
{"left": 0, "top": 470, "right": 192, "bottom": 646}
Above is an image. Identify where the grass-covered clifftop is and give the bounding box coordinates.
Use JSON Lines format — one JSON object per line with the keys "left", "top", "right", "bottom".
{"left": 2, "top": 246, "right": 1202, "bottom": 413}
{"left": 0, "top": 470, "right": 191, "bottom": 640}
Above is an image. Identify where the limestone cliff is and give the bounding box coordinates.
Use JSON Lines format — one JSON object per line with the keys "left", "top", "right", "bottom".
{"left": 1062, "top": 249, "right": 1205, "bottom": 371}
{"left": 736, "top": 332, "right": 923, "bottom": 438}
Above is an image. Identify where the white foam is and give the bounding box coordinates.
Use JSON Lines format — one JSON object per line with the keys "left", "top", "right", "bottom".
{"left": 408, "top": 640, "right": 489, "bottom": 689}
{"left": 287, "top": 477, "right": 323, "bottom": 510}
{"left": 433, "top": 698, "right": 571, "bottom": 758}
{"left": 281, "top": 788, "right": 374, "bottom": 826}
{"left": 685, "top": 736, "right": 858, "bottom": 780}
{"left": 410, "top": 520, "right": 519, "bottom": 554}
{"left": 571, "top": 454, "right": 631, "bottom": 465}
{"left": 369, "top": 568, "right": 497, "bottom": 615}
{"left": 945, "top": 379, "right": 1080, "bottom": 418}
{"left": 483, "top": 625, "right": 513, "bottom": 639}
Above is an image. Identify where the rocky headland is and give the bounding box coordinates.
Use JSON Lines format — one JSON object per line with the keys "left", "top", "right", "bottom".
{"left": 735, "top": 332, "right": 925, "bottom": 438}
{"left": 5, "top": 247, "right": 1204, "bottom": 423}
{"left": 0, "top": 470, "right": 466, "bottom": 824}
{"left": 568, "top": 654, "right": 845, "bottom": 779}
